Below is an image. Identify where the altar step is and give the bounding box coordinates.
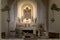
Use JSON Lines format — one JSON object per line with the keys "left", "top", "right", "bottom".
{"left": 24, "top": 38, "right": 37, "bottom": 40}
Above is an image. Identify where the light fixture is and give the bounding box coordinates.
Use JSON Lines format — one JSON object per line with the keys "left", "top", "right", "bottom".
{"left": 51, "top": 4, "right": 60, "bottom": 11}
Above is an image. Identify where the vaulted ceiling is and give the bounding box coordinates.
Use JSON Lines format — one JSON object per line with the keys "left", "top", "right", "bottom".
{"left": 7, "top": 0, "right": 49, "bottom": 6}
{"left": 7, "top": 0, "right": 15, "bottom": 6}
{"left": 2, "top": 0, "right": 49, "bottom": 11}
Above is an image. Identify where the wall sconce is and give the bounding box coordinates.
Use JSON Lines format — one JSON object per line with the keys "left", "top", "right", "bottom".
{"left": 51, "top": 4, "right": 60, "bottom": 11}
{"left": 1, "top": 5, "right": 10, "bottom": 11}
{"left": 51, "top": 4, "right": 60, "bottom": 23}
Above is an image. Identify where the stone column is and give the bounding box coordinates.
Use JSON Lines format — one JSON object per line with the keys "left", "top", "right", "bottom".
{"left": 38, "top": 30, "right": 40, "bottom": 37}
{"left": 33, "top": 30, "right": 36, "bottom": 35}
{"left": 45, "top": 32, "right": 48, "bottom": 38}
{"left": 33, "top": 27, "right": 36, "bottom": 34}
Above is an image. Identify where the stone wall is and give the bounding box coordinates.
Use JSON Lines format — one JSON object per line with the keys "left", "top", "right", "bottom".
{"left": 48, "top": 0, "right": 60, "bottom": 33}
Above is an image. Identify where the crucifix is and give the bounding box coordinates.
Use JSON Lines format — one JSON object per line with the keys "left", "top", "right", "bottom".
{"left": 23, "top": 7, "right": 31, "bottom": 20}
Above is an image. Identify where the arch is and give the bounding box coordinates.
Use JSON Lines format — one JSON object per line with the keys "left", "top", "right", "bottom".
{"left": 21, "top": 3, "right": 33, "bottom": 17}
{"left": 21, "top": 3, "right": 33, "bottom": 21}
{"left": 17, "top": 1, "right": 37, "bottom": 23}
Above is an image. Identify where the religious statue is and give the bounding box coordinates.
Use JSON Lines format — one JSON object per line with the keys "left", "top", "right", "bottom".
{"left": 23, "top": 7, "right": 31, "bottom": 20}
{"left": 23, "top": 7, "right": 31, "bottom": 27}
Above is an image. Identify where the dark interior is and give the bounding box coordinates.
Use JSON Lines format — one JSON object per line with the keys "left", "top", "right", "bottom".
{"left": 49, "top": 32, "right": 59, "bottom": 38}
{"left": 22, "top": 30, "right": 33, "bottom": 34}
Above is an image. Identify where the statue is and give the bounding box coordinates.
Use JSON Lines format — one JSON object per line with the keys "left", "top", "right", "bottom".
{"left": 23, "top": 7, "right": 31, "bottom": 20}
{"left": 23, "top": 7, "right": 31, "bottom": 27}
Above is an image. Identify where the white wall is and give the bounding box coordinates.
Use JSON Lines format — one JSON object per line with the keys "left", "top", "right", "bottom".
{"left": 48, "top": 0, "right": 60, "bottom": 33}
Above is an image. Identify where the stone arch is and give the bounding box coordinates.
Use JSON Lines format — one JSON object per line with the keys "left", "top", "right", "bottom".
{"left": 21, "top": 3, "right": 33, "bottom": 22}
{"left": 17, "top": 1, "right": 37, "bottom": 23}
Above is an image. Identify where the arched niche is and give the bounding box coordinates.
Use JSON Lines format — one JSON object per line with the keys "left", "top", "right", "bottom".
{"left": 17, "top": 1, "right": 37, "bottom": 23}
{"left": 21, "top": 3, "right": 33, "bottom": 23}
